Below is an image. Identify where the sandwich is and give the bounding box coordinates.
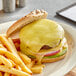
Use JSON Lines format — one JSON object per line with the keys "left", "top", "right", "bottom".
{"left": 7, "top": 9, "right": 68, "bottom": 64}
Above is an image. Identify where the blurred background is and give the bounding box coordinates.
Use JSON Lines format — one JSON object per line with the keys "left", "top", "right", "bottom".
{"left": 0, "top": 0, "right": 76, "bottom": 27}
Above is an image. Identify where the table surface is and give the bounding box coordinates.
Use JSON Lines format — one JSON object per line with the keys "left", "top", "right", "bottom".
{"left": 0, "top": 0, "right": 76, "bottom": 27}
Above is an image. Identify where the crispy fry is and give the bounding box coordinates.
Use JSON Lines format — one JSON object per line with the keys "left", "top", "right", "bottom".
{"left": 11, "top": 75, "right": 16, "bottom": 76}
{"left": 0, "top": 72, "right": 3, "bottom": 76}
{"left": 26, "top": 61, "right": 35, "bottom": 69}
{"left": 0, "top": 50, "right": 32, "bottom": 74}
{"left": 34, "top": 64, "right": 45, "bottom": 68}
{"left": 0, "top": 44, "right": 7, "bottom": 51}
{"left": 0, "top": 35, "right": 32, "bottom": 74}
{"left": 0, "top": 65, "right": 31, "bottom": 76}
{"left": 8, "top": 38, "right": 21, "bottom": 59}
{"left": 18, "top": 52, "right": 31, "bottom": 64}
{"left": 8, "top": 38, "right": 32, "bottom": 74}
{"left": 0, "top": 48, "right": 7, "bottom": 52}
{"left": 19, "top": 62, "right": 32, "bottom": 74}
{"left": 8, "top": 59, "right": 16, "bottom": 67}
{"left": 11, "top": 75, "right": 14, "bottom": 76}
{"left": 0, "top": 46, "right": 7, "bottom": 51}
{"left": 0, "top": 44, "right": 4, "bottom": 48}
{"left": 8, "top": 38, "right": 20, "bottom": 58}
{"left": 0, "top": 50, "right": 21, "bottom": 64}
{"left": 0, "top": 60, "right": 2, "bottom": 65}
{"left": 15, "top": 65, "right": 21, "bottom": 70}
{"left": 0, "top": 35, "right": 18, "bottom": 57}
{"left": 31, "top": 65, "right": 44, "bottom": 74}
{"left": 0, "top": 55, "right": 12, "bottom": 68}
{"left": 4, "top": 73, "right": 10, "bottom": 76}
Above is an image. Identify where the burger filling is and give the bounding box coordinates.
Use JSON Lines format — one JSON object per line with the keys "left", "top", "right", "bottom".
{"left": 15, "top": 19, "right": 68, "bottom": 64}
{"left": 13, "top": 37, "right": 68, "bottom": 64}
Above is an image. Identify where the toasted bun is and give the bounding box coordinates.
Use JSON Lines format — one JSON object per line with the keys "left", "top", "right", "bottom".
{"left": 42, "top": 53, "right": 66, "bottom": 63}
{"left": 6, "top": 9, "right": 72, "bottom": 63}
{"left": 7, "top": 9, "right": 48, "bottom": 37}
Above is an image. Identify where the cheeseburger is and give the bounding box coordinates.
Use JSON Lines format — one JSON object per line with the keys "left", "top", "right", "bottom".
{"left": 7, "top": 9, "right": 68, "bottom": 64}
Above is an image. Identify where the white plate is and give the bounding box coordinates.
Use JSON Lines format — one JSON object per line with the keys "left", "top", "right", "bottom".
{"left": 0, "top": 21, "right": 76, "bottom": 76}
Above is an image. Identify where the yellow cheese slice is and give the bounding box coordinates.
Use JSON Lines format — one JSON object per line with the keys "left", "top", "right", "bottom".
{"left": 20, "top": 19, "right": 64, "bottom": 53}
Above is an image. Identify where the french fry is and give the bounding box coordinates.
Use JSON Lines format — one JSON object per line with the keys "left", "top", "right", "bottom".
{"left": 8, "top": 59, "right": 16, "bottom": 67}
{"left": 31, "top": 65, "right": 44, "bottom": 74}
{"left": 4, "top": 73, "right": 10, "bottom": 76}
{"left": 0, "top": 48, "right": 7, "bottom": 52}
{"left": 0, "top": 44, "right": 7, "bottom": 52}
{"left": 0, "top": 60, "right": 2, "bottom": 65}
{"left": 18, "top": 60, "right": 32, "bottom": 74}
{"left": 26, "top": 61, "right": 35, "bottom": 69}
{"left": 0, "top": 50, "right": 32, "bottom": 74}
{"left": 8, "top": 38, "right": 20, "bottom": 58}
{"left": 11, "top": 75, "right": 16, "bottom": 76}
{"left": 0, "top": 35, "right": 19, "bottom": 57}
{"left": 0, "top": 72, "right": 3, "bottom": 76}
{"left": 18, "top": 52, "right": 31, "bottom": 64}
{"left": 0, "top": 44, "right": 7, "bottom": 51}
{"left": 0, "top": 65, "right": 31, "bottom": 76}
{"left": 34, "top": 64, "right": 45, "bottom": 68}
{"left": 0, "top": 44, "right": 4, "bottom": 48}
{"left": 8, "top": 38, "right": 32, "bottom": 74}
{"left": 0, "top": 35, "right": 32, "bottom": 74}
{"left": 0, "top": 55, "right": 12, "bottom": 68}
{"left": 0, "top": 50, "right": 21, "bottom": 64}
{"left": 15, "top": 65, "right": 21, "bottom": 70}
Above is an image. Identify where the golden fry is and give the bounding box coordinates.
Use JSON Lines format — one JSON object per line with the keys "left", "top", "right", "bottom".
{"left": 0, "top": 48, "right": 7, "bottom": 52}
{"left": 31, "top": 65, "right": 44, "bottom": 74}
{"left": 0, "top": 72, "right": 3, "bottom": 76}
{"left": 15, "top": 65, "right": 21, "bottom": 70}
{"left": 0, "top": 65, "right": 31, "bottom": 76}
{"left": 0, "top": 60, "right": 2, "bottom": 65}
{"left": 0, "top": 44, "right": 4, "bottom": 48}
{"left": 0, "top": 50, "right": 21, "bottom": 64}
{"left": 0, "top": 50, "right": 32, "bottom": 74}
{"left": 0, "top": 42, "right": 7, "bottom": 51}
{"left": 19, "top": 61, "right": 32, "bottom": 74}
{"left": 8, "top": 59, "right": 16, "bottom": 67}
{"left": 18, "top": 52, "right": 31, "bottom": 64}
{"left": 8, "top": 38, "right": 32, "bottom": 74}
{"left": 8, "top": 38, "right": 20, "bottom": 58}
{"left": 11, "top": 75, "right": 16, "bottom": 76}
{"left": 0, "top": 35, "right": 32, "bottom": 74}
{"left": 33, "top": 64, "right": 45, "bottom": 68}
{"left": 4, "top": 72, "right": 10, "bottom": 76}
{"left": 0, "top": 55, "right": 12, "bottom": 68}
{"left": 0, "top": 35, "right": 18, "bottom": 57}
{"left": 26, "top": 61, "right": 35, "bottom": 69}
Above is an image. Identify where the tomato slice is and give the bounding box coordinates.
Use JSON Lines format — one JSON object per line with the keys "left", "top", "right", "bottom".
{"left": 44, "top": 50, "right": 60, "bottom": 56}
{"left": 13, "top": 39, "right": 20, "bottom": 44}
{"left": 12, "top": 39, "right": 20, "bottom": 51}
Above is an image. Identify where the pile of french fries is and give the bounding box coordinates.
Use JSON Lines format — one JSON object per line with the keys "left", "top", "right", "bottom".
{"left": 0, "top": 34, "right": 45, "bottom": 76}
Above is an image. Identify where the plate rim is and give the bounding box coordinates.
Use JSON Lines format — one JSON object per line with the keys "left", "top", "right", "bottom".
{"left": 0, "top": 21, "right": 76, "bottom": 76}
